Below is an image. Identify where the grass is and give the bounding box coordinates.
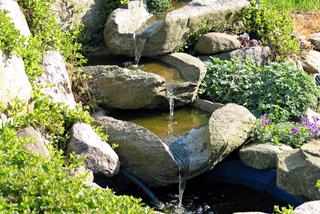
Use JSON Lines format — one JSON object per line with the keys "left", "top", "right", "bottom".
{"left": 263, "top": 0, "right": 320, "bottom": 12}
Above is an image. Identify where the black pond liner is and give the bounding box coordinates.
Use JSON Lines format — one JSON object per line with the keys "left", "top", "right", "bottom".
{"left": 94, "top": 160, "right": 306, "bottom": 214}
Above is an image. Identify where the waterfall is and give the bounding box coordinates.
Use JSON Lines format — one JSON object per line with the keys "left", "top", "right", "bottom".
{"left": 132, "top": 17, "right": 163, "bottom": 66}
{"left": 169, "top": 139, "right": 190, "bottom": 210}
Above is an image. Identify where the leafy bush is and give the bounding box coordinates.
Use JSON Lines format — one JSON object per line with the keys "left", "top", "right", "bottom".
{"left": 236, "top": 0, "right": 300, "bottom": 60}
{"left": 147, "top": 0, "right": 172, "bottom": 15}
{"left": 0, "top": 124, "right": 152, "bottom": 213}
{"left": 274, "top": 205, "right": 295, "bottom": 214}
{"left": 0, "top": 10, "right": 25, "bottom": 56}
{"left": 201, "top": 58, "right": 320, "bottom": 122}
{"left": 252, "top": 115, "right": 320, "bottom": 148}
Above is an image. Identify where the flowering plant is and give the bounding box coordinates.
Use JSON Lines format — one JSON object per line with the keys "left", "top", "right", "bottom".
{"left": 252, "top": 115, "right": 320, "bottom": 148}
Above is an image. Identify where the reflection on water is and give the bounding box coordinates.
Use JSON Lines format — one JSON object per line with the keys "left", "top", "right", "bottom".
{"left": 109, "top": 107, "right": 209, "bottom": 138}
{"left": 138, "top": 62, "right": 183, "bottom": 84}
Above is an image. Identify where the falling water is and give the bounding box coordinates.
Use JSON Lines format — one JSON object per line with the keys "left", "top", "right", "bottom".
{"left": 169, "top": 141, "right": 190, "bottom": 210}
{"left": 132, "top": 16, "right": 163, "bottom": 66}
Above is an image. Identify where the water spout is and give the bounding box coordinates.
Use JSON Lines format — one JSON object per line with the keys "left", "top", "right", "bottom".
{"left": 132, "top": 18, "right": 163, "bottom": 66}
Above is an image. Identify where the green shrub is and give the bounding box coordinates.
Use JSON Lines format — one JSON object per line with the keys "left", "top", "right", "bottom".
{"left": 274, "top": 205, "right": 295, "bottom": 214}
{"left": 201, "top": 58, "right": 320, "bottom": 122}
{"left": 147, "top": 0, "right": 172, "bottom": 15}
{"left": 0, "top": 10, "right": 25, "bottom": 56}
{"left": 237, "top": 0, "right": 300, "bottom": 60}
{"left": 0, "top": 124, "right": 152, "bottom": 213}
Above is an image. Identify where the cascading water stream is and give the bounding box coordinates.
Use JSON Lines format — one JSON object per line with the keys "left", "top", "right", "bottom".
{"left": 169, "top": 141, "right": 190, "bottom": 212}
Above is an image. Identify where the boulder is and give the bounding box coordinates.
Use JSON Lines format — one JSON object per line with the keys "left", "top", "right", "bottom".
{"left": 277, "top": 141, "right": 320, "bottom": 200}
{"left": 309, "top": 33, "right": 320, "bottom": 51}
{"left": 53, "top": 0, "right": 105, "bottom": 34}
{"left": 294, "top": 200, "right": 320, "bottom": 214}
{"left": 104, "top": 1, "right": 152, "bottom": 56}
{"left": 84, "top": 65, "right": 167, "bottom": 109}
{"left": 0, "top": 0, "right": 31, "bottom": 37}
{"left": 17, "top": 126, "right": 50, "bottom": 158}
{"left": 0, "top": 52, "right": 33, "bottom": 107}
{"left": 195, "top": 32, "right": 241, "bottom": 54}
{"left": 239, "top": 143, "right": 293, "bottom": 170}
{"left": 38, "top": 51, "right": 76, "bottom": 109}
{"left": 303, "top": 50, "right": 320, "bottom": 74}
{"left": 94, "top": 116, "right": 178, "bottom": 187}
{"left": 105, "top": 0, "right": 249, "bottom": 56}
{"left": 209, "top": 104, "right": 256, "bottom": 162}
{"left": 160, "top": 53, "right": 207, "bottom": 105}
{"left": 209, "top": 46, "right": 271, "bottom": 66}
{"left": 67, "top": 123, "right": 120, "bottom": 176}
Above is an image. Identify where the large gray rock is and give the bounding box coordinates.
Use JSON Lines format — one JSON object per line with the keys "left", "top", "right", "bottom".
{"left": 53, "top": 0, "right": 105, "bottom": 34}
{"left": 294, "top": 200, "right": 320, "bottom": 214}
{"left": 84, "top": 65, "right": 167, "bottom": 109}
{"left": 195, "top": 32, "right": 241, "bottom": 54}
{"left": 239, "top": 143, "right": 293, "bottom": 170}
{"left": 208, "top": 46, "right": 271, "bottom": 66}
{"left": 0, "top": 52, "right": 33, "bottom": 107}
{"left": 105, "top": 0, "right": 249, "bottom": 56}
{"left": 309, "top": 33, "right": 320, "bottom": 51}
{"left": 209, "top": 104, "right": 256, "bottom": 162}
{"left": 303, "top": 50, "right": 320, "bottom": 74}
{"left": 277, "top": 141, "right": 320, "bottom": 200}
{"left": 17, "top": 126, "right": 50, "bottom": 158}
{"left": 104, "top": 1, "right": 152, "bottom": 56}
{"left": 67, "top": 123, "right": 120, "bottom": 176}
{"left": 94, "top": 116, "right": 178, "bottom": 187}
{"left": 0, "top": 0, "right": 31, "bottom": 37}
{"left": 38, "top": 51, "right": 76, "bottom": 109}
{"left": 160, "top": 53, "right": 207, "bottom": 105}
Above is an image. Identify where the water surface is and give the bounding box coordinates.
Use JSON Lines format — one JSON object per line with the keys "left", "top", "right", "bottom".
{"left": 109, "top": 107, "right": 209, "bottom": 138}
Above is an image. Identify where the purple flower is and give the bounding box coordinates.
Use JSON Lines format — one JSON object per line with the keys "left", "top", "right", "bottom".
{"left": 314, "top": 129, "right": 320, "bottom": 138}
{"left": 300, "top": 116, "right": 309, "bottom": 127}
{"left": 291, "top": 127, "right": 300, "bottom": 134}
{"left": 261, "top": 114, "right": 271, "bottom": 126}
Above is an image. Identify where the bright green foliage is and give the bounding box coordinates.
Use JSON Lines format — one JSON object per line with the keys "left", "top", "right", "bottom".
{"left": 252, "top": 120, "right": 313, "bottom": 148}
{"left": 201, "top": 58, "right": 320, "bottom": 122}
{"left": 0, "top": 10, "right": 25, "bottom": 55}
{"left": 0, "top": 125, "right": 152, "bottom": 213}
{"left": 263, "top": 0, "right": 320, "bottom": 12}
{"left": 316, "top": 180, "right": 320, "bottom": 190}
{"left": 273, "top": 205, "right": 295, "bottom": 214}
{"left": 237, "top": 0, "right": 300, "bottom": 60}
{"left": 147, "top": 0, "right": 172, "bottom": 15}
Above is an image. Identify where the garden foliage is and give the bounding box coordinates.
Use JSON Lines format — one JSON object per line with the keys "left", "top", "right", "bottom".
{"left": 201, "top": 58, "right": 319, "bottom": 122}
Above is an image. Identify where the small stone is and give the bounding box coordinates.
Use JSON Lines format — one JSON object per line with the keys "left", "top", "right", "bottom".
{"left": 309, "top": 33, "right": 320, "bottom": 51}
{"left": 38, "top": 51, "right": 76, "bottom": 109}
{"left": 67, "top": 123, "right": 120, "bottom": 176}
{"left": 195, "top": 32, "right": 241, "bottom": 54}
{"left": 240, "top": 143, "right": 293, "bottom": 170}
{"left": 303, "top": 50, "right": 320, "bottom": 74}
{"left": 17, "top": 126, "right": 50, "bottom": 158}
